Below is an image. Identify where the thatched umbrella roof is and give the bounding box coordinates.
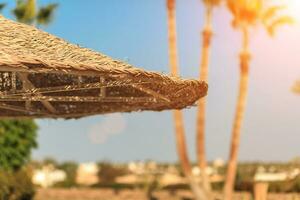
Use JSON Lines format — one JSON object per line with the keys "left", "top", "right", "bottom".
{"left": 0, "top": 16, "right": 207, "bottom": 119}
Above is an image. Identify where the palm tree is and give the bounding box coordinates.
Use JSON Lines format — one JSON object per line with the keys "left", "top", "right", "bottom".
{"left": 223, "top": 1, "right": 293, "bottom": 200}
{"left": 196, "top": 0, "right": 221, "bottom": 195}
{"left": 12, "top": 0, "right": 58, "bottom": 26}
{"left": 0, "top": 3, "right": 6, "bottom": 12}
{"left": 166, "top": 0, "right": 208, "bottom": 199}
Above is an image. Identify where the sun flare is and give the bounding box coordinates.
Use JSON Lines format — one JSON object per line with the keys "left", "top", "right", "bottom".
{"left": 271, "top": 0, "right": 299, "bottom": 21}
{"left": 284, "top": 0, "right": 300, "bottom": 21}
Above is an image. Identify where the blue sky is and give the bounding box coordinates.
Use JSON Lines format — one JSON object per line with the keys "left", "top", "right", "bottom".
{"left": 3, "top": 0, "right": 300, "bottom": 163}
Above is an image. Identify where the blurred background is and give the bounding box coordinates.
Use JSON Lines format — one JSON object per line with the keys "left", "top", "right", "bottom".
{"left": 1, "top": 0, "right": 300, "bottom": 200}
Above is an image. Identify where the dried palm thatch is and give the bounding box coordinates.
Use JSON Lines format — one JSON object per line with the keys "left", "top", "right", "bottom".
{"left": 0, "top": 16, "right": 207, "bottom": 119}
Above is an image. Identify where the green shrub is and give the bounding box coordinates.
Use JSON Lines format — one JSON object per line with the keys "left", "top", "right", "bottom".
{"left": 0, "top": 168, "right": 35, "bottom": 200}
{"left": 0, "top": 120, "right": 38, "bottom": 171}
{"left": 293, "top": 177, "right": 300, "bottom": 192}
{"left": 97, "top": 162, "right": 128, "bottom": 184}
{"left": 162, "top": 183, "right": 190, "bottom": 190}
{"left": 55, "top": 162, "right": 78, "bottom": 188}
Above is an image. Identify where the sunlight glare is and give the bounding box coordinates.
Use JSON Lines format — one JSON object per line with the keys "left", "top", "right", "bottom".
{"left": 272, "top": 0, "right": 299, "bottom": 22}
{"left": 285, "top": 0, "right": 300, "bottom": 21}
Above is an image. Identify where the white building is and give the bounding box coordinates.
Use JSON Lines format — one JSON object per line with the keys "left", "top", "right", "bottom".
{"left": 254, "top": 168, "right": 300, "bottom": 182}
{"left": 213, "top": 158, "right": 225, "bottom": 168}
{"left": 32, "top": 165, "right": 66, "bottom": 188}
{"left": 160, "top": 173, "right": 186, "bottom": 186}
{"left": 192, "top": 166, "right": 215, "bottom": 176}
{"left": 76, "top": 162, "right": 99, "bottom": 186}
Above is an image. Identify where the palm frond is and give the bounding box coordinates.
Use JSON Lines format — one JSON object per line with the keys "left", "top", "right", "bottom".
{"left": 36, "top": 3, "right": 58, "bottom": 25}
{"left": 266, "top": 16, "right": 294, "bottom": 36}
{"left": 226, "top": 0, "right": 262, "bottom": 28}
{"left": 227, "top": 0, "right": 237, "bottom": 16}
{"left": 262, "top": 6, "right": 286, "bottom": 23}
{"left": 226, "top": 0, "right": 293, "bottom": 34}
{"left": 12, "top": 0, "right": 27, "bottom": 23}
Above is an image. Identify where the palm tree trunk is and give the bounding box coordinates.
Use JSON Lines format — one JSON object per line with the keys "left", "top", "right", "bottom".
{"left": 173, "top": 110, "right": 207, "bottom": 200}
{"left": 223, "top": 28, "right": 250, "bottom": 200}
{"left": 196, "top": 6, "right": 213, "bottom": 198}
{"left": 166, "top": 1, "right": 208, "bottom": 199}
{"left": 167, "top": 0, "right": 178, "bottom": 77}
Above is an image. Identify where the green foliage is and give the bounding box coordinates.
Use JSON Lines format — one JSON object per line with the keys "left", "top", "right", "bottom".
{"left": 37, "top": 3, "right": 58, "bottom": 25}
{"left": 97, "top": 162, "right": 128, "bottom": 184}
{"left": 12, "top": 0, "right": 29, "bottom": 23}
{"left": 290, "top": 157, "right": 300, "bottom": 164}
{"left": 0, "top": 167, "right": 35, "bottom": 200}
{"left": 293, "top": 177, "right": 300, "bottom": 192}
{"left": 233, "top": 165, "right": 255, "bottom": 191}
{"left": 0, "top": 3, "right": 6, "bottom": 13}
{"left": 93, "top": 182, "right": 136, "bottom": 189}
{"left": 12, "top": 0, "right": 58, "bottom": 25}
{"left": 55, "top": 162, "right": 78, "bottom": 188}
{"left": 42, "top": 157, "right": 58, "bottom": 166}
{"left": 0, "top": 120, "right": 38, "bottom": 171}
{"left": 145, "top": 176, "right": 159, "bottom": 200}
{"left": 211, "top": 181, "right": 224, "bottom": 191}
{"left": 162, "top": 183, "right": 189, "bottom": 190}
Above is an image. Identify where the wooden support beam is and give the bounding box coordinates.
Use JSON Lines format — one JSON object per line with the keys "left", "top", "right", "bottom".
{"left": 0, "top": 68, "right": 170, "bottom": 103}
{"left": 15, "top": 72, "right": 32, "bottom": 110}
{"left": 100, "top": 77, "right": 106, "bottom": 98}
{"left": 78, "top": 76, "right": 83, "bottom": 85}
{"left": 0, "top": 96, "right": 164, "bottom": 103}
{"left": 1, "top": 81, "right": 151, "bottom": 97}
{"left": 131, "top": 84, "right": 170, "bottom": 103}
{"left": 11, "top": 72, "right": 16, "bottom": 91}
{"left": 17, "top": 73, "right": 56, "bottom": 113}
{"left": 0, "top": 103, "right": 49, "bottom": 116}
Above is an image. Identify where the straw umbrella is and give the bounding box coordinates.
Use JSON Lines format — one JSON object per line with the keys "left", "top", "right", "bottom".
{"left": 0, "top": 16, "right": 208, "bottom": 118}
